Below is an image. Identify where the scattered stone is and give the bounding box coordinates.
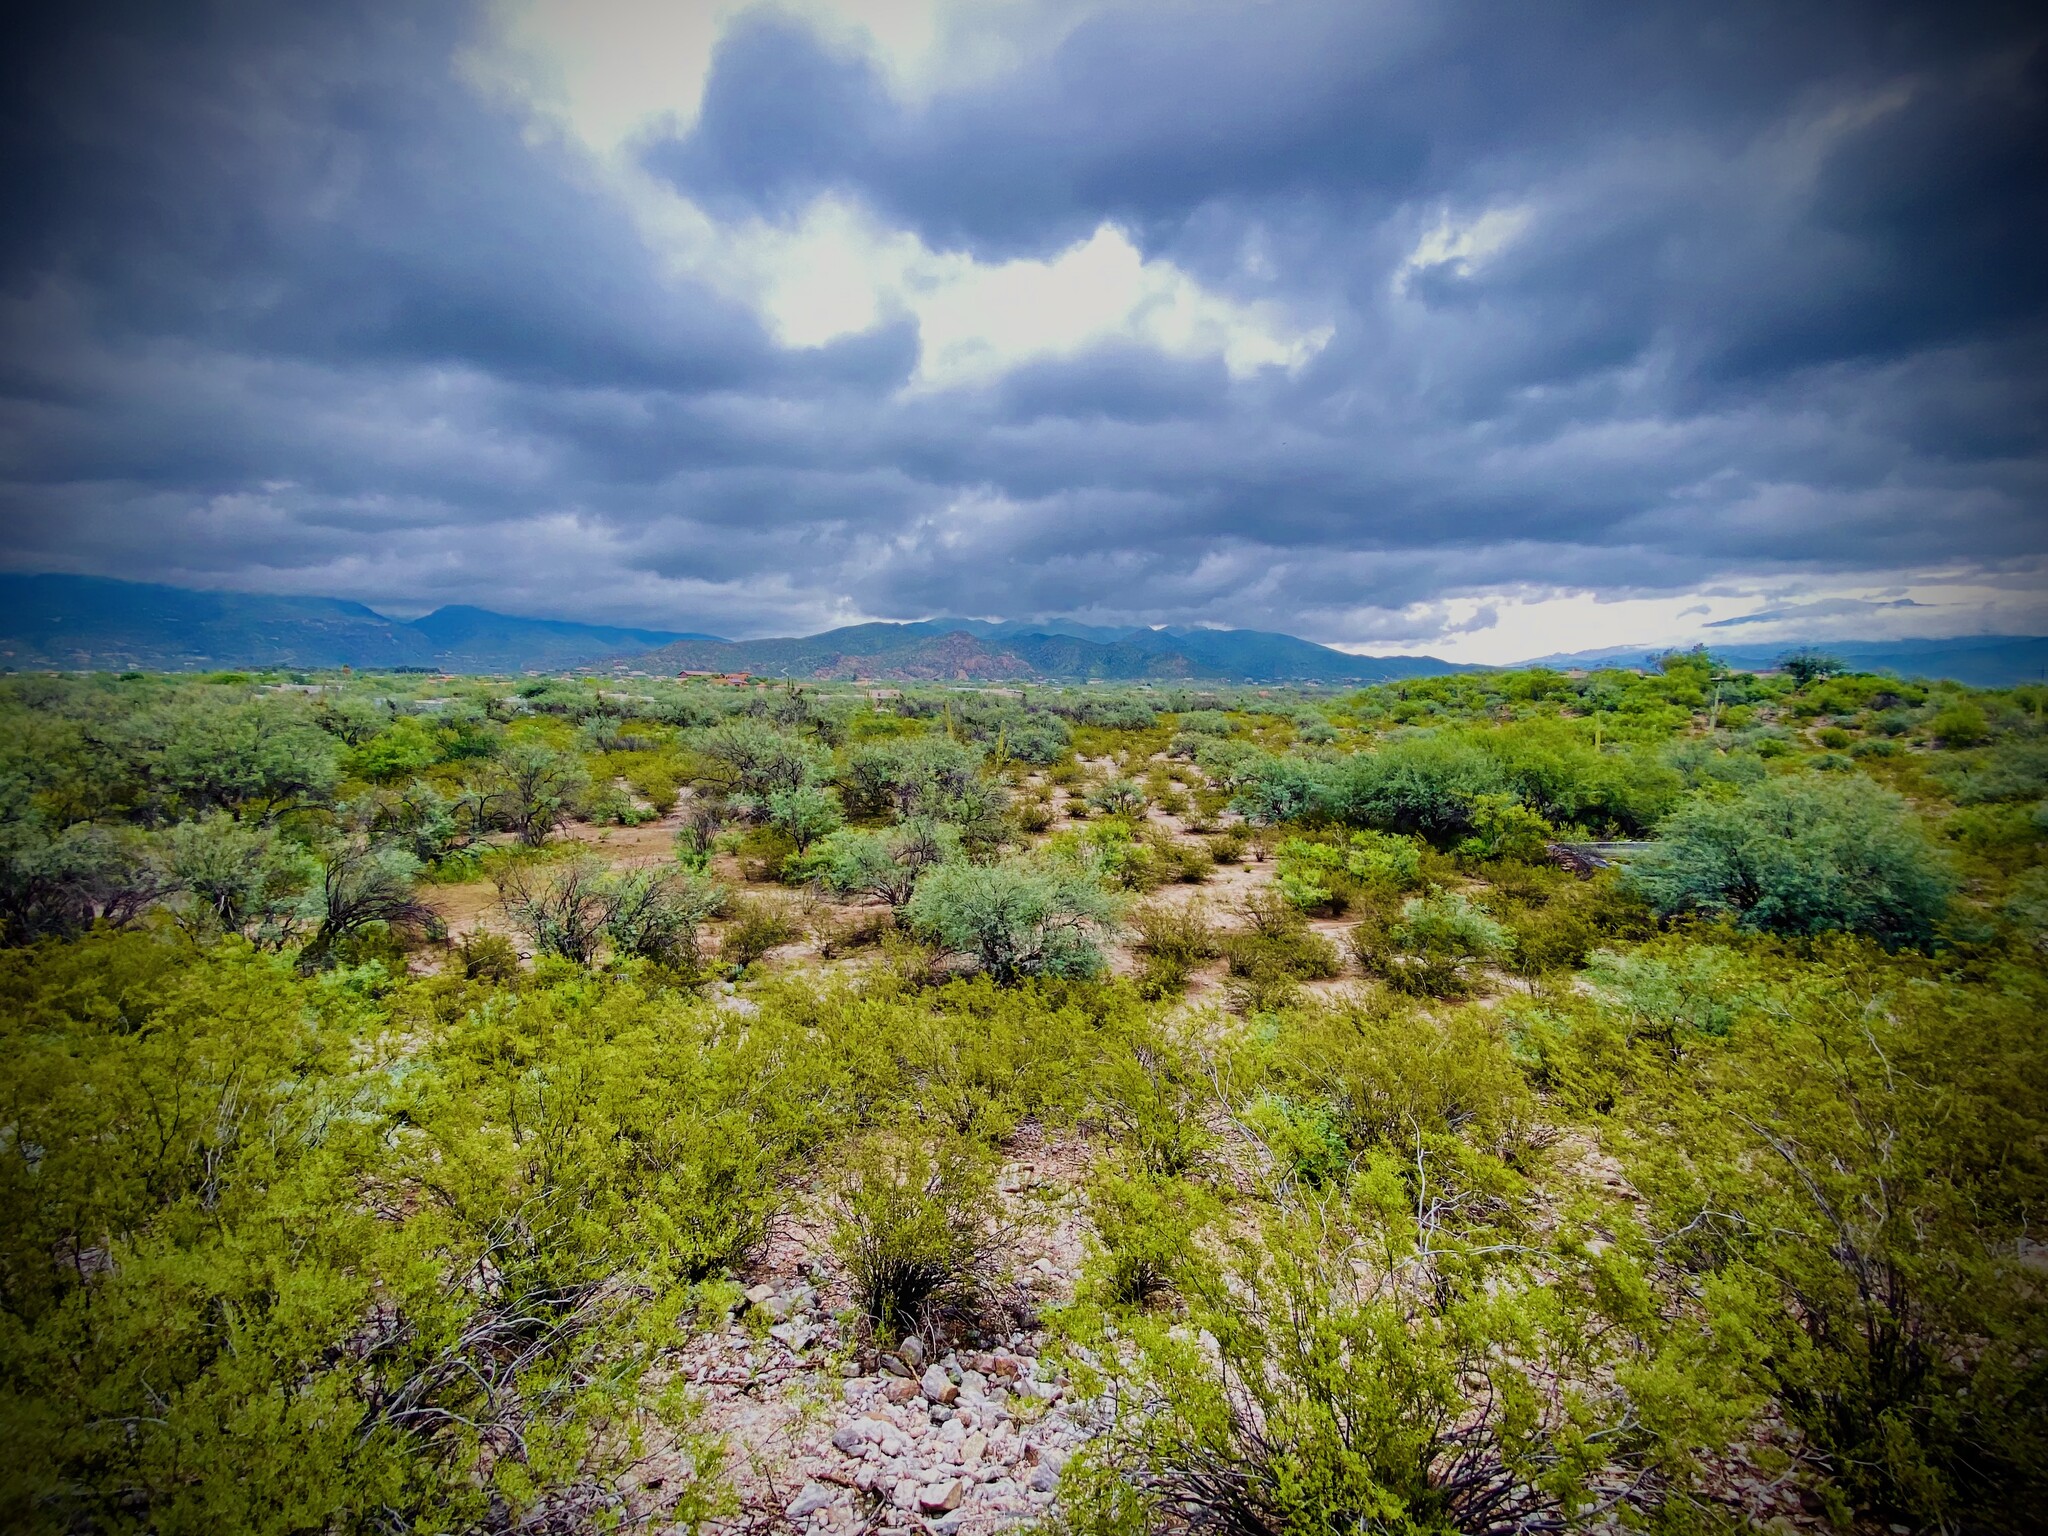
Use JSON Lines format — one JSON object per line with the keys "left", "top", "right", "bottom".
{"left": 787, "top": 1482, "right": 835, "bottom": 1519}
{"left": 961, "top": 1431, "right": 987, "bottom": 1468}
{"left": 1027, "top": 1448, "right": 1067, "bottom": 1493}
{"left": 892, "top": 1477, "right": 921, "bottom": 1511}
{"left": 898, "top": 1336, "right": 927, "bottom": 1370}
{"left": 884, "top": 1378, "right": 922, "bottom": 1405}
{"left": 744, "top": 1284, "right": 777, "bottom": 1308}
{"left": 768, "top": 1320, "right": 814, "bottom": 1352}
{"left": 918, "top": 1478, "right": 965, "bottom": 1513}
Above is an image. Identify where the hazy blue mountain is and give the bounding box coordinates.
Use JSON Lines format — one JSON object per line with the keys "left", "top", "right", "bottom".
{"left": 1516, "top": 635, "right": 2048, "bottom": 688}
{"left": 0, "top": 574, "right": 718, "bottom": 672}
{"left": 629, "top": 620, "right": 1465, "bottom": 682}
{"left": 406, "top": 606, "right": 721, "bottom": 670}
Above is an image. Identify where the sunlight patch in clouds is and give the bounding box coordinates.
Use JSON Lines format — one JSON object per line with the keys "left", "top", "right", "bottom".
{"left": 473, "top": 1, "right": 1324, "bottom": 389}
{"left": 1399, "top": 205, "right": 1532, "bottom": 289}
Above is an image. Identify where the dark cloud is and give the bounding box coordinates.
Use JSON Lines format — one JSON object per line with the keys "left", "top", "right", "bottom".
{"left": 0, "top": 0, "right": 2043, "bottom": 649}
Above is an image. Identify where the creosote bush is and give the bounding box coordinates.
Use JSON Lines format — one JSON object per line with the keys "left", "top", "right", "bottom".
{"left": 830, "top": 1131, "right": 1006, "bottom": 1342}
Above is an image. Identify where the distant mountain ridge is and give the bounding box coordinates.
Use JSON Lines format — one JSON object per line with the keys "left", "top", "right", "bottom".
{"left": 0, "top": 574, "right": 719, "bottom": 672}
{"left": 1521, "top": 635, "right": 2048, "bottom": 688}
{"left": 5, "top": 573, "right": 2039, "bottom": 686}
{"left": 0, "top": 575, "right": 1470, "bottom": 681}
{"left": 625, "top": 619, "right": 1466, "bottom": 683}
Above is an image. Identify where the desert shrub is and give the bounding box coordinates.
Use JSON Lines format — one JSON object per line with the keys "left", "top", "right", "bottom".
{"left": 481, "top": 740, "right": 588, "bottom": 846}
{"left": 604, "top": 863, "right": 727, "bottom": 969}
{"left": 732, "top": 823, "right": 798, "bottom": 882}
{"left": 1275, "top": 829, "right": 1426, "bottom": 914}
{"left": 1628, "top": 775, "right": 1953, "bottom": 949}
{"left": 1502, "top": 873, "right": 1656, "bottom": 979}
{"left": 1088, "top": 777, "right": 1147, "bottom": 818}
{"left": 158, "top": 811, "right": 316, "bottom": 944}
{"left": 816, "top": 905, "right": 896, "bottom": 957}
{"left": 1222, "top": 891, "right": 1340, "bottom": 1011}
{"left": 836, "top": 736, "right": 985, "bottom": 822}
{"left": 495, "top": 854, "right": 615, "bottom": 964}
{"left": 1059, "top": 1188, "right": 1742, "bottom": 1536}
{"left": 582, "top": 779, "right": 658, "bottom": 826}
{"left": 1096, "top": 1022, "right": 1217, "bottom": 1173}
{"left": 1242, "top": 1093, "right": 1353, "bottom": 1187}
{"left": 1326, "top": 734, "right": 1506, "bottom": 842}
{"left": 1614, "top": 957, "right": 2048, "bottom": 1532}
{"left": 1357, "top": 888, "right": 1513, "bottom": 996}
{"left": 1928, "top": 701, "right": 1991, "bottom": 748}
{"left": 1456, "top": 792, "right": 1553, "bottom": 863}
{"left": 797, "top": 816, "right": 962, "bottom": 908}
{"left": 1261, "top": 1002, "right": 1542, "bottom": 1166}
{"left": 762, "top": 783, "right": 842, "bottom": 853}
{"left": 654, "top": 1114, "right": 785, "bottom": 1282}
{"left": 301, "top": 838, "right": 438, "bottom": 969}
{"left": 453, "top": 929, "right": 521, "bottom": 981}
{"left": 1207, "top": 827, "right": 1248, "bottom": 862}
{"left": 719, "top": 896, "right": 800, "bottom": 971}
{"left": 696, "top": 720, "right": 826, "bottom": 798}
{"left": 905, "top": 857, "right": 1118, "bottom": 983}
{"left": 1080, "top": 1166, "right": 1211, "bottom": 1307}
{"left": 830, "top": 1132, "right": 1005, "bottom": 1342}
{"left": 1128, "top": 900, "right": 1220, "bottom": 1000}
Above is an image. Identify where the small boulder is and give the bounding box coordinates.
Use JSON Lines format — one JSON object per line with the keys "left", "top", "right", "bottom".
{"left": 918, "top": 1478, "right": 965, "bottom": 1513}
{"left": 898, "top": 1335, "right": 927, "bottom": 1370}
{"left": 883, "top": 1378, "right": 922, "bottom": 1405}
{"left": 786, "top": 1482, "right": 835, "bottom": 1520}
{"left": 921, "top": 1364, "right": 960, "bottom": 1405}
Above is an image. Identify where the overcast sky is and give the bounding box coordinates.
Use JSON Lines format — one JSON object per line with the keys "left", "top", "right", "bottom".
{"left": 1, "top": 1, "right": 2043, "bottom": 661}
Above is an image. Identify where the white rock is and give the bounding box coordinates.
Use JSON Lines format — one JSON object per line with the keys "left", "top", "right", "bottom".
{"left": 918, "top": 1478, "right": 965, "bottom": 1513}
{"left": 961, "top": 1431, "right": 987, "bottom": 1468}
{"left": 920, "top": 1364, "right": 959, "bottom": 1405}
{"left": 892, "top": 1477, "right": 921, "bottom": 1511}
{"left": 786, "top": 1482, "right": 835, "bottom": 1519}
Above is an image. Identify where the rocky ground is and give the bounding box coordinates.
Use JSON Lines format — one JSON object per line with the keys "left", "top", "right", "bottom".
{"left": 632, "top": 1130, "right": 1105, "bottom": 1536}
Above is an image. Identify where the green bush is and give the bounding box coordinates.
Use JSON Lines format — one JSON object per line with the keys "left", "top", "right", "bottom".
{"left": 904, "top": 856, "right": 1118, "bottom": 983}
{"left": 1222, "top": 891, "right": 1341, "bottom": 1012}
{"left": 719, "top": 896, "right": 800, "bottom": 971}
{"left": 1354, "top": 888, "right": 1512, "bottom": 996}
{"left": 1628, "top": 775, "right": 1953, "bottom": 948}
{"left": 1127, "top": 899, "right": 1220, "bottom": 1000}
{"left": 1060, "top": 1189, "right": 1742, "bottom": 1536}
{"left": 1080, "top": 1166, "right": 1210, "bottom": 1307}
{"left": 1613, "top": 955, "right": 2048, "bottom": 1532}
{"left": 830, "top": 1132, "right": 1004, "bottom": 1341}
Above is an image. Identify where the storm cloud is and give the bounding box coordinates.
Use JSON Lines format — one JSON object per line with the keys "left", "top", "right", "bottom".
{"left": 1, "top": 0, "right": 2043, "bottom": 658}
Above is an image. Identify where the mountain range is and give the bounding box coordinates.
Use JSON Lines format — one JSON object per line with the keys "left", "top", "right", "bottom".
{"left": 0, "top": 574, "right": 717, "bottom": 673}
{"left": 1526, "top": 637, "right": 2048, "bottom": 690}
{"left": 631, "top": 619, "right": 1465, "bottom": 683}
{"left": 3, "top": 573, "right": 2043, "bottom": 686}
